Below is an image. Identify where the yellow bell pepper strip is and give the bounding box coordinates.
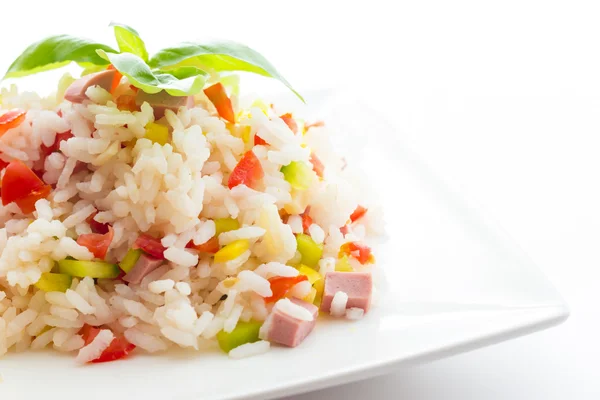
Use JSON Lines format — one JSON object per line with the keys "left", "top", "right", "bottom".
{"left": 214, "top": 218, "right": 240, "bottom": 236}
{"left": 58, "top": 259, "right": 120, "bottom": 279}
{"left": 34, "top": 272, "right": 72, "bottom": 293}
{"left": 297, "top": 265, "right": 322, "bottom": 284}
{"left": 335, "top": 255, "right": 353, "bottom": 272}
{"left": 144, "top": 122, "right": 169, "bottom": 145}
{"left": 214, "top": 239, "right": 249, "bottom": 263}
{"left": 313, "top": 278, "right": 325, "bottom": 306}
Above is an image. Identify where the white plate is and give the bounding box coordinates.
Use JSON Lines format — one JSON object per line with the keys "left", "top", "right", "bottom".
{"left": 0, "top": 89, "right": 568, "bottom": 400}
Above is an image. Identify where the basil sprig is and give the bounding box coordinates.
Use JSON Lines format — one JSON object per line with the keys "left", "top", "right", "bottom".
{"left": 2, "top": 24, "right": 302, "bottom": 100}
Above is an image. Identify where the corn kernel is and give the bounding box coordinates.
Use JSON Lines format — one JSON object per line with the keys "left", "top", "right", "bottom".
{"left": 214, "top": 239, "right": 249, "bottom": 263}
{"left": 223, "top": 277, "right": 239, "bottom": 288}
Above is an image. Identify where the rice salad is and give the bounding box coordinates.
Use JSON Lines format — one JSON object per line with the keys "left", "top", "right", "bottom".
{"left": 0, "top": 24, "right": 382, "bottom": 363}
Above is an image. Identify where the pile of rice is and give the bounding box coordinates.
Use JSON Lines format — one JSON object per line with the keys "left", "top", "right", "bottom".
{"left": 0, "top": 75, "right": 382, "bottom": 360}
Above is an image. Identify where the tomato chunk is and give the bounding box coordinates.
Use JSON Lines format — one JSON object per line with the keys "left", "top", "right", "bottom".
{"left": 204, "top": 82, "right": 235, "bottom": 124}
{"left": 86, "top": 212, "right": 110, "bottom": 234}
{"left": 280, "top": 113, "right": 298, "bottom": 134}
{"left": 309, "top": 153, "right": 324, "bottom": 178}
{"left": 77, "top": 226, "right": 114, "bottom": 260}
{"left": 79, "top": 324, "right": 135, "bottom": 363}
{"left": 228, "top": 150, "right": 264, "bottom": 189}
{"left": 92, "top": 336, "right": 136, "bottom": 363}
{"left": 339, "top": 242, "right": 374, "bottom": 265}
{"left": 1, "top": 160, "right": 51, "bottom": 213}
{"left": 41, "top": 130, "right": 73, "bottom": 156}
{"left": 0, "top": 109, "right": 26, "bottom": 137}
{"left": 350, "top": 206, "right": 368, "bottom": 223}
{"left": 80, "top": 324, "right": 101, "bottom": 346}
{"left": 187, "top": 236, "right": 220, "bottom": 253}
{"left": 265, "top": 275, "right": 308, "bottom": 303}
{"left": 133, "top": 234, "right": 166, "bottom": 259}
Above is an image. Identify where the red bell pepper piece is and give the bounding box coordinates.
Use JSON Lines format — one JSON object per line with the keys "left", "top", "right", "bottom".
{"left": 265, "top": 275, "right": 308, "bottom": 303}
{"left": 339, "top": 242, "right": 374, "bottom": 265}
{"left": 106, "top": 64, "right": 123, "bottom": 94}
{"left": 187, "top": 236, "right": 220, "bottom": 253}
{"left": 349, "top": 206, "right": 368, "bottom": 223}
{"left": 204, "top": 82, "right": 235, "bottom": 124}
{"left": 301, "top": 207, "right": 313, "bottom": 234}
{"left": 309, "top": 153, "right": 324, "bottom": 178}
{"left": 254, "top": 134, "right": 267, "bottom": 146}
{"left": 280, "top": 113, "right": 298, "bottom": 134}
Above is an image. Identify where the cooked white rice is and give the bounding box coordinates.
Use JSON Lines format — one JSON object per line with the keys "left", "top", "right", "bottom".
{"left": 0, "top": 74, "right": 382, "bottom": 362}
{"left": 228, "top": 340, "right": 270, "bottom": 359}
{"left": 330, "top": 291, "right": 349, "bottom": 317}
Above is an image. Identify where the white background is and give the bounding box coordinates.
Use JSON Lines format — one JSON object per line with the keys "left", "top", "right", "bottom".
{"left": 1, "top": 0, "right": 599, "bottom": 398}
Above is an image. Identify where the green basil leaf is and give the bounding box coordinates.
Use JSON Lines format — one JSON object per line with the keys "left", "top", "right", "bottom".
{"left": 97, "top": 50, "right": 207, "bottom": 96}
{"left": 77, "top": 62, "right": 108, "bottom": 76}
{"left": 110, "top": 22, "right": 149, "bottom": 62}
{"left": 4, "top": 35, "right": 116, "bottom": 79}
{"left": 148, "top": 40, "right": 303, "bottom": 101}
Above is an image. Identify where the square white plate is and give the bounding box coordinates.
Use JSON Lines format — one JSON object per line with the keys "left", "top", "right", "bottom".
{"left": 0, "top": 89, "right": 568, "bottom": 400}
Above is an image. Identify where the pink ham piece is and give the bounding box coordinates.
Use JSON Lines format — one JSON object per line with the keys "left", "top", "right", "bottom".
{"left": 64, "top": 69, "right": 117, "bottom": 104}
{"left": 135, "top": 91, "right": 195, "bottom": 119}
{"left": 266, "top": 298, "right": 318, "bottom": 347}
{"left": 320, "top": 272, "right": 373, "bottom": 314}
{"left": 122, "top": 253, "right": 164, "bottom": 285}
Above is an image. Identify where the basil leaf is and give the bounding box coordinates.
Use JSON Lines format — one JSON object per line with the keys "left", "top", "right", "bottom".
{"left": 4, "top": 35, "right": 116, "bottom": 79}
{"left": 148, "top": 40, "right": 303, "bottom": 101}
{"left": 110, "top": 22, "right": 149, "bottom": 62}
{"left": 97, "top": 50, "right": 207, "bottom": 96}
{"left": 77, "top": 62, "right": 108, "bottom": 76}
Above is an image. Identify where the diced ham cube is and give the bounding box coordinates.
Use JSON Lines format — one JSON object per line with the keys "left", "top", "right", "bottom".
{"left": 266, "top": 298, "right": 318, "bottom": 347}
{"left": 122, "top": 253, "right": 164, "bottom": 285}
{"left": 64, "top": 70, "right": 117, "bottom": 104}
{"left": 135, "top": 91, "right": 194, "bottom": 119}
{"left": 320, "top": 272, "right": 372, "bottom": 314}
